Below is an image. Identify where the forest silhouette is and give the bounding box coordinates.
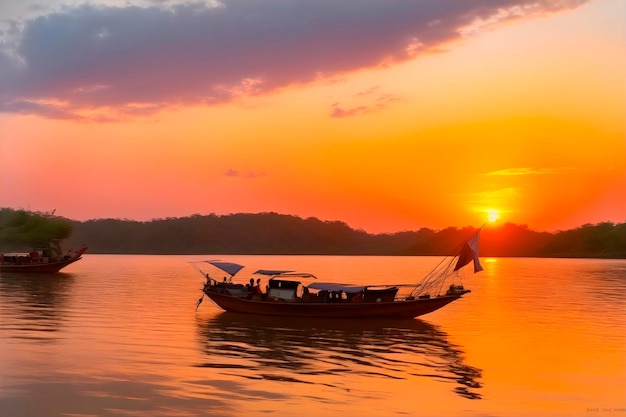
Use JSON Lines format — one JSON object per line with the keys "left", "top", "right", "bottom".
{"left": 1, "top": 208, "right": 624, "bottom": 258}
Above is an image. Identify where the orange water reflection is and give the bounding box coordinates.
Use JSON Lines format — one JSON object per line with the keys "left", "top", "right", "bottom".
{"left": 1, "top": 256, "right": 625, "bottom": 417}
{"left": 0, "top": 272, "right": 75, "bottom": 341}
{"left": 195, "top": 312, "right": 482, "bottom": 406}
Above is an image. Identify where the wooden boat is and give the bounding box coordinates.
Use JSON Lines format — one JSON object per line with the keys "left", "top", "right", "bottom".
{"left": 192, "top": 230, "right": 483, "bottom": 319}
{"left": 0, "top": 245, "right": 88, "bottom": 273}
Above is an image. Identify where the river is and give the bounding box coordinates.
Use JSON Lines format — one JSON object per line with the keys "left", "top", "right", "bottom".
{"left": 1, "top": 255, "right": 625, "bottom": 417}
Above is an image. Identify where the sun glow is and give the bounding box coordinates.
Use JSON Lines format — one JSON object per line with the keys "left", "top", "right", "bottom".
{"left": 487, "top": 209, "right": 500, "bottom": 223}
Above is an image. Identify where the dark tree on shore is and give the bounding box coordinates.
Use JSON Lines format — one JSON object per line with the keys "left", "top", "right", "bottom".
{"left": 0, "top": 209, "right": 73, "bottom": 250}
{"left": 1, "top": 208, "right": 624, "bottom": 258}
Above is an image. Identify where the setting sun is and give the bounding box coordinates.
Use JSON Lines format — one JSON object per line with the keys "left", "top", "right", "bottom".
{"left": 487, "top": 210, "right": 500, "bottom": 223}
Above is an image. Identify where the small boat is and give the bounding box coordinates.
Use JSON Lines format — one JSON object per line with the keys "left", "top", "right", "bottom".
{"left": 0, "top": 242, "right": 88, "bottom": 273}
{"left": 192, "top": 230, "right": 483, "bottom": 319}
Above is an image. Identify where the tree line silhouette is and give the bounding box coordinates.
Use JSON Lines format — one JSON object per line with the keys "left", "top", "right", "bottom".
{"left": 1, "top": 208, "right": 624, "bottom": 258}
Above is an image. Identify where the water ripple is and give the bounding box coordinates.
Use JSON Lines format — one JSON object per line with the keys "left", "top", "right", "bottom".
{"left": 195, "top": 313, "right": 483, "bottom": 400}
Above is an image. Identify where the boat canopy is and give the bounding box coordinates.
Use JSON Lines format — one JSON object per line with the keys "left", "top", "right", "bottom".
{"left": 255, "top": 270, "right": 317, "bottom": 279}
{"left": 253, "top": 269, "right": 295, "bottom": 276}
{"left": 207, "top": 261, "right": 245, "bottom": 276}
{"left": 307, "top": 282, "right": 368, "bottom": 293}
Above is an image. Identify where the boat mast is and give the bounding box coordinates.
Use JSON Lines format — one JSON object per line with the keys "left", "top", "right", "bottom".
{"left": 409, "top": 227, "right": 484, "bottom": 298}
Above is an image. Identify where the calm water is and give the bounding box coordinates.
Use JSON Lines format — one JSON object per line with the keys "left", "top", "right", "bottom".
{"left": 1, "top": 255, "right": 625, "bottom": 417}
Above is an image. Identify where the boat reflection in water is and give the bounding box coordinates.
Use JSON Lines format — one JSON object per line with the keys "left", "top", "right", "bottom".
{"left": 196, "top": 312, "right": 482, "bottom": 400}
{"left": 0, "top": 272, "right": 75, "bottom": 341}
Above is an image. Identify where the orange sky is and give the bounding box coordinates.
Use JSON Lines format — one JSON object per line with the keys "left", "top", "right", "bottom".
{"left": 0, "top": 0, "right": 624, "bottom": 233}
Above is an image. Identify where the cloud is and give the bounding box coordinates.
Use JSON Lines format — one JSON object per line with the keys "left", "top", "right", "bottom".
{"left": 330, "top": 86, "right": 401, "bottom": 118}
{"left": 0, "top": 0, "right": 587, "bottom": 121}
{"left": 459, "top": 187, "right": 521, "bottom": 212}
{"left": 484, "top": 167, "right": 573, "bottom": 176}
{"left": 225, "top": 169, "right": 265, "bottom": 179}
{"left": 463, "top": 187, "right": 521, "bottom": 197}
{"left": 330, "top": 103, "right": 369, "bottom": 119}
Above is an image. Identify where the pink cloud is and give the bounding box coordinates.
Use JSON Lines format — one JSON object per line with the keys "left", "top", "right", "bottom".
{"left": 0, "top": 0, "right": 587, "bottom": 121}
{"left": 330, "top": 86, "right": 401, "bottom": 118}
{"left": 225, "top": 169, "right": 265, "bottom": 179}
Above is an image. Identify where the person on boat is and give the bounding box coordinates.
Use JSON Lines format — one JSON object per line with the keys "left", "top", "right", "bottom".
{"left": 348, "top": 291, "right": 363, "bottom": 303}
{"left": 302, "top": 286, "right": 309, "bottom": 300}
{"left": 49, "top": 241, "right": 63, "bottom": 262}
{"left": 254, "top": 279, "right": 263, "bottom": 294}
{"left": 215, "top": 277, "right": 226, "bottom": 289}
{"left": 330, "top": 291, "right": 343, "bottom": 302}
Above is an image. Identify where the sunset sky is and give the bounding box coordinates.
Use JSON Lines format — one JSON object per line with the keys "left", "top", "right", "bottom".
{"left": 1, "top": 0, "right": 624, "bottom": 233}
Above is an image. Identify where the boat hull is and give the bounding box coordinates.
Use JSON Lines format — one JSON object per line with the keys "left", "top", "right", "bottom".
{"left": 0, "top": 257, "right": 83, "bottom": 273}
{"left": 203, "top": 290, "right": 467, "bottom": 319}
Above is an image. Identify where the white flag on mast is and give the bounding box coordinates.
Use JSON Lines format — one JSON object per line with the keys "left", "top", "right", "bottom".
{"left": 454, "top": 230, "right": 484, "bottom": 273}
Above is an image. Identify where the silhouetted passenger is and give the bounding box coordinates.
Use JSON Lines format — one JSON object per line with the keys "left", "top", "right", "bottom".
{"left": 254, "top": 279, "right": 263, "bottom": 294}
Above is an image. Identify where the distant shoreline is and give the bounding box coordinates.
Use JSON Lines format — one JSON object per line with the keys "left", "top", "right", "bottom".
{"left": 66, "top": 213, "right": 624, "bottom": 259}
{"left": 2, "top": 209, "right": 624, "bottom": 259}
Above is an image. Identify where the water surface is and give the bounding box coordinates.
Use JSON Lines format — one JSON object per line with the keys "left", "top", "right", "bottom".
{"left": 1, "top": 255, "right": 624, "bottom": 416}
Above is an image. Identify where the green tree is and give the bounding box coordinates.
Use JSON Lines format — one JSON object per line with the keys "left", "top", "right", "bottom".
{"left": 0, "top": 209, "right": 73, "bottom": 249}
